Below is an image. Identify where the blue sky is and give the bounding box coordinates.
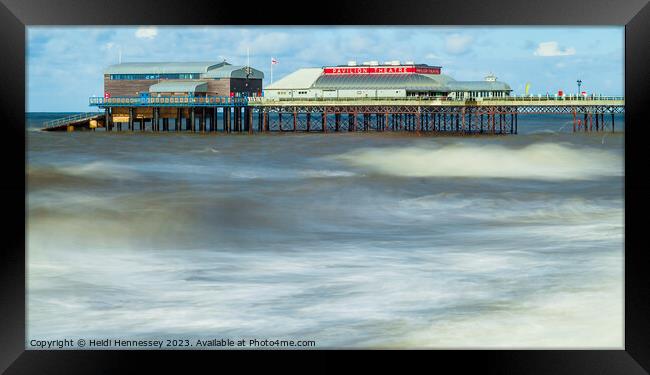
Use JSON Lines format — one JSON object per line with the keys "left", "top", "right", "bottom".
{"left": 27, "top": 26, "right": 623, "bottom": 112}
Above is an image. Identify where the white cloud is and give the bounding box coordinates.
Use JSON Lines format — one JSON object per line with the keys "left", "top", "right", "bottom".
{"left": 135, "top": 27, "right": 158, "bottom": 39}
{"left": 445, "top": 34, "right": 473, "bottom": 55}
{"left": 534, "top": 41, "right": 575, "bottom": 56}
{"left": 425, "top": 52, "right": 440, "bottom": 59}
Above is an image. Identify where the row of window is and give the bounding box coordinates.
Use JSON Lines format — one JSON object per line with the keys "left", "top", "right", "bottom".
{"left": 109, "top": 73, "right": 201, "bottom": 80}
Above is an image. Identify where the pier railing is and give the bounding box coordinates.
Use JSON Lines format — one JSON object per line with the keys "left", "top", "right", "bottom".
{"left": 248, "top": 95, "right": 624, "bottom": 103}
{"left": 89, "top": 95, "right": 249, "bottom": 107}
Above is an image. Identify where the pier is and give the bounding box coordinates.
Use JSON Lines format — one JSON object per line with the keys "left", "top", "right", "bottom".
{"left": 42, "top": 95, "right": 625, "bottom": 134}
{"left": 41, "top": 60, "right": 624, "bottom": 134}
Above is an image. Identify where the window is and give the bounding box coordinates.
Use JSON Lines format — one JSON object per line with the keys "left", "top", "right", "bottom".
{"left": 109, "top": 73, "right": 200, "bottom": 80}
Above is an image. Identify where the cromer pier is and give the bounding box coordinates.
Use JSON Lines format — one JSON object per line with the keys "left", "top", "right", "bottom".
{"left": 42, "top": 95, "right": 625, "bottom": 134}
{"left": 40, "top": 60, "right": 624, "bottom": 134}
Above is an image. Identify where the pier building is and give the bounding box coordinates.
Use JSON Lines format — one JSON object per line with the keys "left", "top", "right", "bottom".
{"left": 263, "top": 61, "right": 512, "bottom": 100}
{"left": 103, "top": 61, "right": 264, "bottom": 98}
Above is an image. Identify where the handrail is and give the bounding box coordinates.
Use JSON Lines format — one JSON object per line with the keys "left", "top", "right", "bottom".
{"left": 42, "top": 112, "right": 102, "bottom": 128}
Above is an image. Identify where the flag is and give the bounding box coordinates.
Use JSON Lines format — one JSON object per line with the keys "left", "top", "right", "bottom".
{"left": 271, "top": 57, "right": 279, "bottom": 65}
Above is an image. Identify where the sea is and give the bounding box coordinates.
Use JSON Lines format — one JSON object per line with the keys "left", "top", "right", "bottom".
{"left": 26, "top": 112, "right": 624, "bottom": 349}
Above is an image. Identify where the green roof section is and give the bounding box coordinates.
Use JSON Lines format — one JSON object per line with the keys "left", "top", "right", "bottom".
{"left": 104, "top": 61, "right": 229, "bottom": 74}
{"left": 312, "top": 74, "right": 457, "bottom": 90}
{"left": 148, "top": 80, "right": 208, "bottom": 93}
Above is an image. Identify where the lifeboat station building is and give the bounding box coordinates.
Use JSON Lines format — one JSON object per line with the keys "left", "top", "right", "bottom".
{"left": 263, "top": 61, "right": 511, "bottom": 100}
{"left": 103, "top": 61, "right": 264, "bottom": 98}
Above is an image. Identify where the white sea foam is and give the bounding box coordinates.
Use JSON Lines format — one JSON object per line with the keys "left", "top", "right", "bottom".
{"left": 398, "top": 278, "right": 623, "bottom": 349}
{"left": 56, "top": 161, "right": 138, "bottom": 180}
{"left": 333, "top": 142, "right": 623, "bottom": 180}
{"left": 299, "top": 170, "right": 357, "bottom": 178}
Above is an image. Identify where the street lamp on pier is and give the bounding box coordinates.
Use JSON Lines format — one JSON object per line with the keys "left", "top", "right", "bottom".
{"left": 577, "top": 79, "right": 582, "bottom": 97}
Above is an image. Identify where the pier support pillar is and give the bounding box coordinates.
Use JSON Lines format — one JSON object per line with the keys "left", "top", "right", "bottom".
{"left": 510, "top": 113, "right": 514, "bottom": 134}
{"left": 335, "top": 113, "right": 340, "bottom": 132}
{"left": 515, "top": 113, "right": 518, "bottom": 134}
{"left": 223, "top": 108, "right": 229, "bottom": 133}
{"left": 611, "top": 113, "right": 615, "bottom": 133}
{"left": 262, "top": 110, "right": 267, "bottom": 132}
{"left": 129, "top": 108, "right": 134, "bottom": 131}
{"left": 293, "top": 110, "right": 297, "bottom": 132}
{"left": 248, "top": 108, "right": 253, "bottom": 134}
{"left": 233, "top": 107, "right": 237, "bottom": 132}
{"left": 322, "top": 111, "right": 327, "bottom": 133}
{"left": 600, "top": 113, "right": 604, "bottom": 132}
{"left": 278, "top": 112, "right": 283, "bottom": 132}
{"left": 105, "top": 108, "right": 112, "bottom": 132}
{"left": 384, "top": 112, "right": 389, "bottom": 132}
{"left": 212, "top": 107, "right": 217, "bottom": 132}
{"left": 490, "top": 110, "right": 497, "bottom": 134}
{"left": 201, "top": 108, "right": 206, "bottom": 132}
{"left": 306, "top": 112, "right": 311, "bottom": 132}
{"left": 235, "top": 107, "right": 239, "bottom": 132}
{"left": 176, "top": 108, "right": 182, "bottom": 132}
{"left": 233, "top": 108, "right": 237, "bottom": 132}
{"left": 235, "top": 108, "right": 241, "bottom": 132}
{"left": 231, "top": 108, "right": 235, "bottom": 132}
{"left": 153, "top": 107, "right": 159, "bottom": 132}
{"left": 460, "top": 107, "right": 465, "bottom": 133}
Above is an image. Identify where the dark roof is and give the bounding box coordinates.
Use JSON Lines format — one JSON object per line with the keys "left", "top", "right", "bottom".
{"left": 105, "top": 62, "right": 227, "bottom": 74}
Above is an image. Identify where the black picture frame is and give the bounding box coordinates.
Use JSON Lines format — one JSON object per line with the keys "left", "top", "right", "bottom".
{"left": 2, "top": 0, "right": 648, "bottom": 372}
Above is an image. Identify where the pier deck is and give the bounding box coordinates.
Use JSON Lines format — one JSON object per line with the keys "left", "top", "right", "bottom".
{"left": 43, "top": 96, "right": 625, "bottom": 134}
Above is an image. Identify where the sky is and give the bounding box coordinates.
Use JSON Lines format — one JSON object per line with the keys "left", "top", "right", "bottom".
{"left": 27, "top": 26, "right": 624, "bottom": 112}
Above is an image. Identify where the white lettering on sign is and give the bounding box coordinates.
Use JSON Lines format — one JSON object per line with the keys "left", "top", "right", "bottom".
{"left": 323, "top": 66, "right": 440, "bottom": 75}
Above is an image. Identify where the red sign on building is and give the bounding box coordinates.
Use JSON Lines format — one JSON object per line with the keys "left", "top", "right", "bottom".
{"left": 323, "top": 66, "right": 440, "bottom": 75}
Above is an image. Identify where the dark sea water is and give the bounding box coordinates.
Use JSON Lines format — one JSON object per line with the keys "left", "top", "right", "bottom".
{"left": 26, "top": 112, "right": 624, "bottom": 348}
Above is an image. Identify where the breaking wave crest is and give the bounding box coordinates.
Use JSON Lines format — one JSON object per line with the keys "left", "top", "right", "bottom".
{"left": 333, "top": 142, "right": 622, "bottom": 180}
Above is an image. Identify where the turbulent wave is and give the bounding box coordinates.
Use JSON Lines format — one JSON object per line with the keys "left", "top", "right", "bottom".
{"left": 333, "top": 142, "right": 622, "bottom": 180}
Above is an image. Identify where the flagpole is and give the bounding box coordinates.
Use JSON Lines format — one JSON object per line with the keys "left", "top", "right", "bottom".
{"left": 271, "top": 58, "right": 273, "bottom": 85}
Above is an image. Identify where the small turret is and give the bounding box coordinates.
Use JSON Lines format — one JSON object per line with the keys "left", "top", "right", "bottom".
{"left": 485, "top": 73, "right": 497, "bottom": 82}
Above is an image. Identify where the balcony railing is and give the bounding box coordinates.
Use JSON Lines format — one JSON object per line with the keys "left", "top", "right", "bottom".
{"left": 89, "top": 95, "right": 249, "bottom": 107}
